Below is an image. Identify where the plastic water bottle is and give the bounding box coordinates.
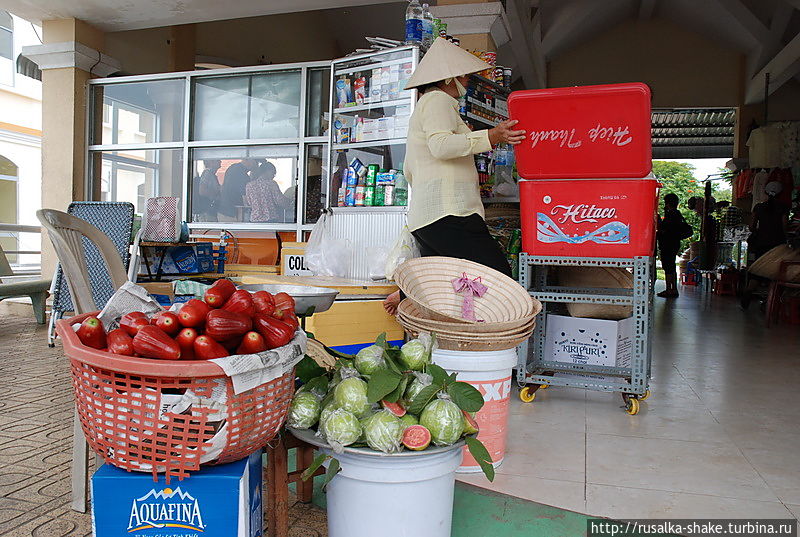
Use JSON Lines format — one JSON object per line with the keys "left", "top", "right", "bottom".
{"left": 422, "top": 4, "right": 434, "bottom": 48}
{"left": 493, "top": 144, "right": 515, "bottom": 196}
{"left": 394, "top": 170, "right": 408, "bottom": 206}
{"left": 405, "top": 0, "right": 423, "bottom": 45}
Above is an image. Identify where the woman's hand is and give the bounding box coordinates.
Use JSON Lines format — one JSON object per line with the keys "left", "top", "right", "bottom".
{"left": 489, "top": 119, "right": 527, "bottom": 146}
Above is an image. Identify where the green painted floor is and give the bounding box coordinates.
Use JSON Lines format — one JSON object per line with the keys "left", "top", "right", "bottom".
{"left": 452, "top": 482, "right": 592, "bottom": 537}
{"left": 280, "top": 449, "right": 596, "bottom": 536}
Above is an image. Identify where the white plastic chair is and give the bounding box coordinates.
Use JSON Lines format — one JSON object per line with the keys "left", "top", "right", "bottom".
{"left": 37, "top": 209, "right": 130, "bottom": 513}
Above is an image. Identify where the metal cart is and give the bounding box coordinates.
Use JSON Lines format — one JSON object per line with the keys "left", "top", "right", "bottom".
{"left": 516, "top": 254, "right": 654, "bottom": 415}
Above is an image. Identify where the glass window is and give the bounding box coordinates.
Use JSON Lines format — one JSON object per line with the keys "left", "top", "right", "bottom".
{"left": 306, "top": 67, "right": 330, "bottom": 137}
{"left": 91, "top": 80, "right": 186, "bottom": 145}
{"left": 190, "top": 146, "right": 298, "bottom": 225}
{"left": 193, "top": 71, "right": 301, "bottom": 141}
{"left": 304, "top": 145, "right": 326, "bottom": 224}
{"left": 90, "top": 149, "right": 184, "bottom": 215}
{"left": 0, "top": 12, "right": 11, "bottom": 61}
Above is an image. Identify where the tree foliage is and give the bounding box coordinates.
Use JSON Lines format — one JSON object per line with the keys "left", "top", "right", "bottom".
{"left": 651, "top": 161, "right": 732, "bottom": 250}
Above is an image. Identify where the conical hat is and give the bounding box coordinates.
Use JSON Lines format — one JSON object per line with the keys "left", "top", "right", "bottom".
{"left": 405, "top": 37, "right": 492, "bottom": 89}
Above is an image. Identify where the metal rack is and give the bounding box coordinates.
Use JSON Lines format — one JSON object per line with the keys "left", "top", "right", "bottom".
{"left": 516, "top": 254, "right": 654, "bottom": 414}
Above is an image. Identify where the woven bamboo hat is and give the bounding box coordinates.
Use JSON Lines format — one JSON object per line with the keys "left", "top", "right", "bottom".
{"left": 394, "top": 256, "right": 536, "bottom": 325}
{"left": 397, "top": 298, "right": 539, "bottom": 336}
{"left": 402, "top": 323, "right": 531, "bottom": 352}
{"left": 405, "top": 37, "right": 491, "bottom": 89}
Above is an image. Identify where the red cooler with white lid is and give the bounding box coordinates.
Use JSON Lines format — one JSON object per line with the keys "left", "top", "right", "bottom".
{"left": 518, "top": 178, "right": 658, "bottom": 257}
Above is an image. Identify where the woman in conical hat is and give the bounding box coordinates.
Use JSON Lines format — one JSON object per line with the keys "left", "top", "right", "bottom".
{"left": 384, "top": 38, "right": 525, "bottom": 314}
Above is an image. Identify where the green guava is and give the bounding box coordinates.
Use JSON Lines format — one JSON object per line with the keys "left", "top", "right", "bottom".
{"left": 419, "top": 398, "right": 465, "bottom": 446}
{"left": 287, "top": 390, "right": 321, "bottom": 430}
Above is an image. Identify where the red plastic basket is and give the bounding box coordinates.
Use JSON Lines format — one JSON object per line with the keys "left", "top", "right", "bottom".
{"left": 57, "top": 313, "right": 295, "bottom": 481}
{"left": 519, "top": 179, "right": 659, "bottom": 257}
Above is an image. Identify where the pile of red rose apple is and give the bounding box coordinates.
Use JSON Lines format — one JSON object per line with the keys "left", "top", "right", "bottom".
{"left": 73, "top": 279, "right": 299, "bottom": 360}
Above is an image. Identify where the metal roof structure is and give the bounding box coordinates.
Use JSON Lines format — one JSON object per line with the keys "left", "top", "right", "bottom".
{"left": 651, "top": 108, "right": 735, "bottom": 159}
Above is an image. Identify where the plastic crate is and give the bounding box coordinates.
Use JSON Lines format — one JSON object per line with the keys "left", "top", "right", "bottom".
{"left": 519, "top": 179, "right": 658, "bottom": 257}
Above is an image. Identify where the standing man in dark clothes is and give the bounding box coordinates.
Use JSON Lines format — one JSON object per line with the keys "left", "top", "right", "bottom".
{"left": 657, "top": 193, "right": 691, "bottom": 298}
{"left": 217, "top": 158, "right": 257, "bottom": 222}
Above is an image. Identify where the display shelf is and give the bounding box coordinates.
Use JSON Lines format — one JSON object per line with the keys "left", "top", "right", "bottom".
{"left": 517, "top": 253, "right": 654, "bottom": 409}
{"left": 482, "top": 196, "right": 519, "bottom": 204}
{"left": 333, "top": 55, "right": 414, "bottom": 77}
{"left": 466, "top": 111, "right": 499, "bottom": 127}
{"left": 329, "top": 206, "right": 407, "bottom": 214}
{"left": 466, "top": 96, "right": 508, "bottom": 118}
{"left": 470, "top": 74, "right": 510, "bottom": 95}
{"left": 333, "top": 97, "right": 412, "bottom": 113}
{"left": 332, "top": 138, "right": 407, "bottom": 150}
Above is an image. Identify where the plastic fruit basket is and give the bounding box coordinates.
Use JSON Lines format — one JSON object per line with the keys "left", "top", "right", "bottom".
{"left": 57, "top": 312, "right": 295, "bottom": 481}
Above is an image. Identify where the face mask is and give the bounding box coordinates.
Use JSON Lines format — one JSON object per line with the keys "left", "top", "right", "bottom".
{"left": 445, "top": 77, "right": 468, "bottom": 97}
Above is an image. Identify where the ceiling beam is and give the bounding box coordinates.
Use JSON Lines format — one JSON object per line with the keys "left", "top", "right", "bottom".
{"left": 746, "top": 30, "right": 800, "bottom": 103}
{"left": 713, "top": 0, "right": 771, "bottom": 45}
{"left": 541, "top": 0, "right": 608, "bottom": 58}
{"left": 639, "top": 0, "right": 657, "bottom": 20}
{"left": 505, "top": 0, "right": 545, "bottom": 88}
{"left": 749, "top": 1, "right": 795, "bottom": 77}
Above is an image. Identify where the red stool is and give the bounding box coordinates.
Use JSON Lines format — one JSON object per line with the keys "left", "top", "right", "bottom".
{"left": 681, "top": 271, "right": 699, "bottom": 286}
{"left": 714, "top": 271, "right": 739, "bottom": 296}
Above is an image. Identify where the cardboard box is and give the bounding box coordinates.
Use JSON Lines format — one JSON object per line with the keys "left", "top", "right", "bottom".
{"left": 280, "top": 242, "right": 312, "bottom": 276}
{"left": 544, "top": 314, "right": 632, "bottom": 368}
{"left": 91, "top": 452, "right": 262, "bottom": 537}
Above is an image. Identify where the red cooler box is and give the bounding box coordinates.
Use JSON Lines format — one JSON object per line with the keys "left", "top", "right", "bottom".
{"left": 519, "top": 179, "right": 658, "bottom": 257}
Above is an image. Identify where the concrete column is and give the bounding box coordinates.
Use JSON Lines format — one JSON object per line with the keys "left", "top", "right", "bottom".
{"left": 22, "top": 19, "right": 120, "bottom": 278}
{"left": 168, "top": 24, "right": 197, "bottom": 72}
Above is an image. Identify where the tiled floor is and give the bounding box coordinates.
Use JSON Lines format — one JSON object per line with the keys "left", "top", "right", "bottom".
{"left": 2, "top": 280, "right": 799, "bottom": 534}
{"left": 0, "top": 304, "right": 328, "bottom": 536}
{"left": 458, "top": 282, "right": 800, "bottom": 521}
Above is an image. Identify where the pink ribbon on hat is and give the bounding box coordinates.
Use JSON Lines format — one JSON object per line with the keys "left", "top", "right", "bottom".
{"left": 451, "top": 273, "right": 488, "bottom": 321}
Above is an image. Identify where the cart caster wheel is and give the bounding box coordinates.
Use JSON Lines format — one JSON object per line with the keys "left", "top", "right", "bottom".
{"left": 639, "top": 389, "right": 650, "bottom": 401}
{"left": 625, "top": 398, "right": 640, "bottom": 415}
{"left": 519, "top": 387, "right": 536, "bottom": 403}
{"left": 539, "top": 383, "right": 549, "bottom": 390}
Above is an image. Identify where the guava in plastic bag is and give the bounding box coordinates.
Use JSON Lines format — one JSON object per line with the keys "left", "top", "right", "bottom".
{"left": 419, "top": 397, "right": 465, "bottom": 446}
{"left": 363, "top": 409, "right": 404, "bottom": 453}
{"left": 287, "top": 390, "right": 321, "bottom": 430}
{"left": 399, "top": 339, "right": 429, "bottom": 371}
{"left": 399, "top": 414, "right": 419, "bottom": 428}
{"left": 333, "top": 376, "right": 371, "bottom": 417}
{"left": 318, "top": 401, "right": 339, "bottom": 430}
{"left": 354, "top": 345, "right": 386, "bottom": 376}
{"left": 320, "top": 408, "right": 362, "bottom": 449}
{"left": 405, "top": 372, "right": 433, "bottom": 401}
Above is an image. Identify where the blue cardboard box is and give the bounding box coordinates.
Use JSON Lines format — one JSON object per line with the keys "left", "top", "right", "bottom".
{"left": 91, "top": 452, "right": 262, "bottom": 537}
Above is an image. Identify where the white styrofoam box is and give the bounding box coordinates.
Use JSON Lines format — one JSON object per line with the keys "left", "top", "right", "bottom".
{"left": 544, "top": 314, "right": 633, "bottom": 368}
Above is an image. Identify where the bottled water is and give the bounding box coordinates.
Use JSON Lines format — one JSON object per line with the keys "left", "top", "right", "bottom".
{"left": 394, "top": 170, "right": 408, "bottom": 206}
{"left": 493, "top": 144, "right": 516, "bottom": 197}
{"left": 405, "top": 0, "right": 423, "bottom": 45}
{"left": 422, "top": 4, "right": 434, "bottom": 48}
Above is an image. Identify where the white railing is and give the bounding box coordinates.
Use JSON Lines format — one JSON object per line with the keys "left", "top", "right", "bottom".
{"left": 0, "top": 223, "right": 42, "bottom": 276}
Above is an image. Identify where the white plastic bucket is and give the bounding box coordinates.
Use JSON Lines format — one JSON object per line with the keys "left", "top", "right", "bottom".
{"left": 322, "top": 445, "right": 462, "bottom": 537}
{"left": 432, "top": 347, "right": 517, "bottom": 473}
